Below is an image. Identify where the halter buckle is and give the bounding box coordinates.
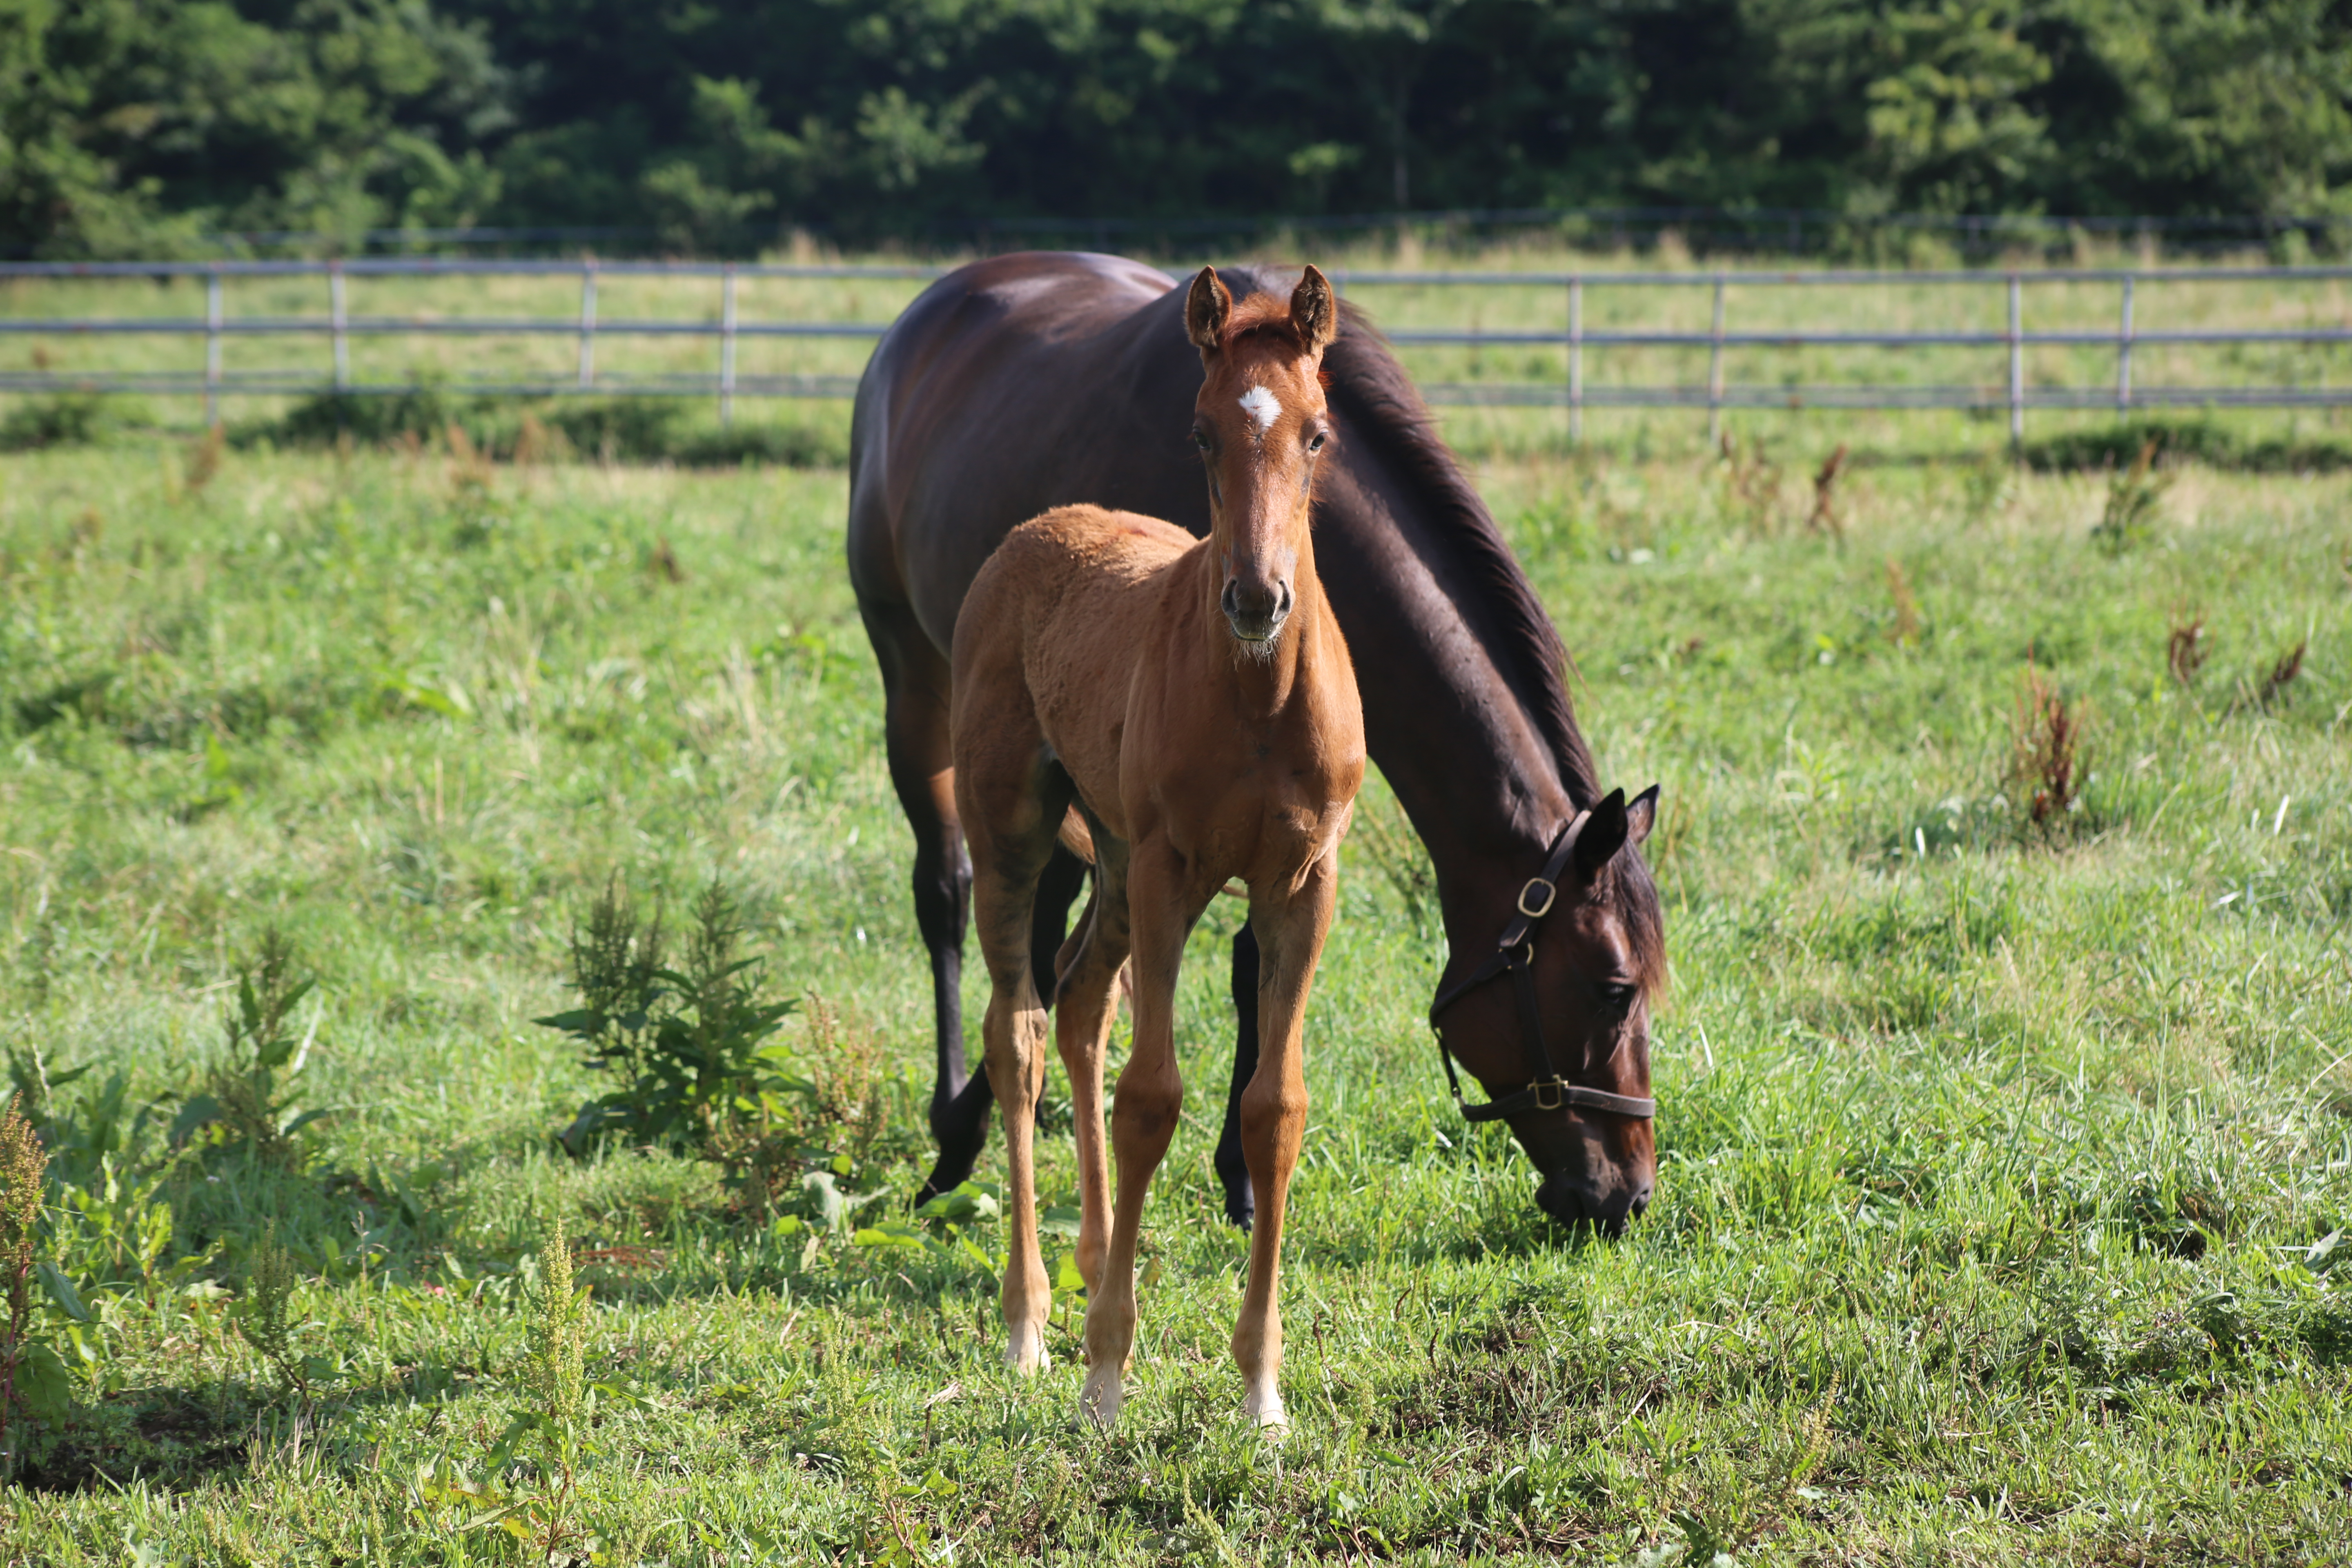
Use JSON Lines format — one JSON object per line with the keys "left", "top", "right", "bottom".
{"left": 1533, "top": 1077, "right": 1565, "bottom": 1111}
{"left": 1517, "top": 877, "right": 1557, "bottom": 918}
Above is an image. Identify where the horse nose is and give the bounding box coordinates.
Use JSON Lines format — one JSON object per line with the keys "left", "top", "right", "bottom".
{"left": 1535, "top": 1172, "right": 1650, "bottom": 1236}
{"left": 1221, "top": 575, "right": 1290, "bottom": 641}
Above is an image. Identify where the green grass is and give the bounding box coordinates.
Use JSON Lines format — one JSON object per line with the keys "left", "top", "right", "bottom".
{"left": 2, "top": 429, "right": 2350, "bottom": 1564}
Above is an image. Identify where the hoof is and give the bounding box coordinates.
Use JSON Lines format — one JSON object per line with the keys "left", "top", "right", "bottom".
{"left": 1004, "top": 1325, "right": 1049, "bottom": 1375}
{"left": 1245, "top": 1386, "right": 1286, "bottom": 1435}
{"left": 1078, "top": 1366, "right": 1123, "bottom": 1431}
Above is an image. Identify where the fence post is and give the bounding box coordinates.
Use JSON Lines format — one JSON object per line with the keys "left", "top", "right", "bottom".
{"left": 1706, "top": 272, "right": 1727, "bottom": 449}
{"left": 1567, "top": 275, "right": 1584, "bottom": 445}
{"left": 719, "top": 263, "right": 738, "bottom": 426}
{"left": 330, "top": 260, "right": 348, "bottom": 391}
{"left": 2116, "top": 274, "right": 2136, "bottom": 412}
{"left": 2007, "top": 272, "right": 2024, "bottom": 450}
{"left": 577, "top": 260, "right": 598, "bottom": 390}
{"left": 204, "top": 271, "right": 223, "bottom": 428}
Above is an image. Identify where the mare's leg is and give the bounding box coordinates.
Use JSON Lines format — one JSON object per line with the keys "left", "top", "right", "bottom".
{"left": 958, "top": 758, "right": 1073, "bottom": 1373}
{"left": 864, "top": 602, "right": 989, "bottom": 1203}
{"left": 1049, "top": 835, "right": 1130, "bottom": 1294}
{"left": 1030, "top": 843, "right": 1088, "bottom": 1009}
{"left": 1216, "top": 924, "right": 1263, "bottom": 1229}
{"left": 1232, "top": 854, "right": 1338, "bottom": 1432}
{"left": 1080, "top": 836, "right": 1208, "bottom": 1429}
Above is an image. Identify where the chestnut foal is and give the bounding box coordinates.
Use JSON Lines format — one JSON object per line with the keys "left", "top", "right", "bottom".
{"left": 949, "top": 265, "right": 1363, "bottom": 1431}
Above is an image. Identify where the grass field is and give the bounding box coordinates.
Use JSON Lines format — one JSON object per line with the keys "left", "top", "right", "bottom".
{"left": 2, "top": 424, "right": 2350, "bottom": 1564}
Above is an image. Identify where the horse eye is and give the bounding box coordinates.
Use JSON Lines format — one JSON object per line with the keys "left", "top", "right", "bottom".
{"left": 1599, "top": 982, "right": 1638, "bottom": 1013}
{"left": 1192, "top": 429, "right": 1212, "bottom": 452}
{"left": 1306, "top": 431, "right": 1327, "bottom": 453}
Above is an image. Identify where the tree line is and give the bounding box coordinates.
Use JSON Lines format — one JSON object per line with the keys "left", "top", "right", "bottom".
{"left": 7, "top": 0, "right": 2352, "bottom": 258}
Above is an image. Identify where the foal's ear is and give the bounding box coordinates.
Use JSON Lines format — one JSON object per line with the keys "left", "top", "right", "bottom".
{"left": 1187, "top": 266, "right": 1233, "bottom": 355}
{"left": 1626, "top": 784, "right": 1660, "bottom": 848}
{"left": 1291, "top": 265, "right": 1338, "bottom": 354}
{"left": 1572, "top": 788, "right": 1630, "bottom": 881}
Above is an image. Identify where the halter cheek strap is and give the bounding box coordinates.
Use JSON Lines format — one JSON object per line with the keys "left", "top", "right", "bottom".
{"left": 1426, "top": 810, "right": 1658, "bottom": 1123}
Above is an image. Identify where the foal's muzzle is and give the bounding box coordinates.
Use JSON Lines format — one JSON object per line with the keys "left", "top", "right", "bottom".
{"left": 1221, "top": 577, "right": 1293, "bottom": 643}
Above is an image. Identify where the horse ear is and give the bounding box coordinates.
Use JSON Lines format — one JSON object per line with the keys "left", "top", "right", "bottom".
{"left": 1626, "top": 784, "right": 1660, "bottom": 848}
{"left": 1572, "top": 788, "right": 1629, "bottom": 881}
{"left": 1186, "top": 267, "right": 1232, "bottom": 355}
{"left": 1291, "top": 265, "right": 1337, "bottom": 353}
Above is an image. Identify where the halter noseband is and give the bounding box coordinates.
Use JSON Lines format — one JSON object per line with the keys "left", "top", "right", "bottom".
{"left": 1425, "top": 809, "right": 1658, "bottom": 1123}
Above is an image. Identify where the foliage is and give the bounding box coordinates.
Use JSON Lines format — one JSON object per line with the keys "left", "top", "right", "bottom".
{"left": 0, "top": 395, "right": 120, "bottom": 452}
{"left": 539, "top": 878, "right": 810, "bottom": 1209}
{"left": 174, "top": 929, "right": 329, "bottom": 1170}
{"left": 9, "top": 1, "right": 2352, "bottom": 256}
{"left": 0, "top": 1096, "right": 72, "bottom": 1479}
{"left": 2091, "top": 437, "right": 2172, "bottom": 553}
{"left": 233, "top": 1225, "right": 307, "bottom": 1402}
{"left": 0, "top": 0, "right": 510, "bottom": 258}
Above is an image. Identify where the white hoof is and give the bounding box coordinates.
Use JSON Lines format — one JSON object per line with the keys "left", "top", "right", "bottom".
{"left": 1245, "top": 1386, "right": 1287, "bottom": 1435}
{"left": 1004, "top": 1324, "right": 1050, "bottom": 1374}
{"left": 1078, "top": 1365, "right": 1123, "bottom": 1431}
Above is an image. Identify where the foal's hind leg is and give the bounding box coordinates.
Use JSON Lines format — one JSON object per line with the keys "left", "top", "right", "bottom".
{"left": 956, "top": 744, "right": 1074, "bottom": 1372}
{"left": 1049, "top": 832, "right": 1130, "bottom": 1295}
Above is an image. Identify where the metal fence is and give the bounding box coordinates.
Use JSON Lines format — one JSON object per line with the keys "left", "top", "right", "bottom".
{"left": 6, "top": 256, "right": 2352, "bottom": 443}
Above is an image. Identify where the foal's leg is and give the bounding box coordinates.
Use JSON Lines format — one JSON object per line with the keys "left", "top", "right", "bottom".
{"left": 958, "top": 761, "right": 1073, "bottom": 1373}
{"left": 1232, "top": 854, "right": 1338, "bottom": 1432}
{"left": 1079, "top": 836, "right": 1206, "bottom": 1430}
{"left": 1050, "top": 836, "right": 1130, "bottom": 1294}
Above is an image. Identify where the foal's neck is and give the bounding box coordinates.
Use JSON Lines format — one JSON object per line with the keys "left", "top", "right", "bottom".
{"left": 1196, "top": 533, "right": 1323, "bottom": 712}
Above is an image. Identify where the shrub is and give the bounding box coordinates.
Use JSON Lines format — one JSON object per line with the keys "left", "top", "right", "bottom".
{"left": 2091, "top": 438, "right": 2169, "bottom": 554}
{"left": 539, "top": 878, "right": 811, "bottom": 1213}
{"left": 0, "top": 394, "right": 116, "bottom": 452}
{"left": 0, "top": 1097, "right": 73, "bottom": 1480}
{"left": 173, "top": 930, "right": 330, "bottom": 1170}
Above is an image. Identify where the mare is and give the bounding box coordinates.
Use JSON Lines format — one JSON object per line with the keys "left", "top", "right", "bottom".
{"left": 949, "top": 266, "right": 1361, "bottom": 1429}
{"left": 847, "top": 252, "right": 1666, "bottom": 1236}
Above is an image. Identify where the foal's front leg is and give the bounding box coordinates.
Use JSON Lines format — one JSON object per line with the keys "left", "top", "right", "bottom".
{"left": 1232, "top": 853, "right": 1337, "bottom": 1432}
{"left": 1079, "top": 836, "right": 1205, "bottom": 1430}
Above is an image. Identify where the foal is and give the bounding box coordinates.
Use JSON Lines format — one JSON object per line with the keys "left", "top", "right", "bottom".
{"left": 950, "top": 265, "right": 1364, "bottom": 1431}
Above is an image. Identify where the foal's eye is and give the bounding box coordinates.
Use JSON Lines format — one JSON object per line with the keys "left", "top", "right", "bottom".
{"left": 1192, "top": 428, "right": 1212, "bottom": 452}
{"left": 1306, "top": 431, "right": 1327, "bottom": 453}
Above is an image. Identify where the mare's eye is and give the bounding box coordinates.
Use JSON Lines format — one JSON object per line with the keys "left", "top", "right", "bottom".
{"left": 1599, "top": 982, "right": 1638, "bottom": 1014}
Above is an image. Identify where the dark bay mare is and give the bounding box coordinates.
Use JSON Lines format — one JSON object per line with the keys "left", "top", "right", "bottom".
{"left": 847, "top": 252, "right": 1667, "bottom": 1233}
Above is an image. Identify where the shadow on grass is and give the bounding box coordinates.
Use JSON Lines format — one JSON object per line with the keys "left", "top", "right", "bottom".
{"left": 2020, "top": 416, "right": 2352, "bottom": 473}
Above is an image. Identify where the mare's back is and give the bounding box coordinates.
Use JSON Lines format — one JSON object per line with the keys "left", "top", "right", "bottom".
{"left": 848, "top": 253, "right": 1203, "bottom": 650}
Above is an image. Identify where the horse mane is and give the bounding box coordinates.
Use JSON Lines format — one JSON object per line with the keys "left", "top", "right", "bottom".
{"left": 1229, "top": 275, "right": 1667, "bottom": 992}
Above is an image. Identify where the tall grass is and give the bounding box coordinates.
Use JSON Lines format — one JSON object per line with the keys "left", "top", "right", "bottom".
{"left": 0, "top": 434, "right": 2346, "bottom": 1560}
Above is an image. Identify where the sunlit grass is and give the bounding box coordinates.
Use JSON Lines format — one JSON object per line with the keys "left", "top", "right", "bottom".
{"left": 1, "top": 435, "right": 2348, "bottom": 1561}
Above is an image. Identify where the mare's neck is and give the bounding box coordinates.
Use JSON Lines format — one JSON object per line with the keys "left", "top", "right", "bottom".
{"left": 1310, "top": 467, "right": 1580, "bottom": 943}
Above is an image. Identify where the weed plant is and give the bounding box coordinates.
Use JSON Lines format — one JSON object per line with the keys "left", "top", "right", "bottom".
{"left": 0, "top": 435, "right": 2345, "bottom": 1560}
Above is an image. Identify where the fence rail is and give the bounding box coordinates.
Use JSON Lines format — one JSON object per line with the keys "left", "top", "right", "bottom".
{"left": 6, "top": 257, "right": 2351, "bottom": 442}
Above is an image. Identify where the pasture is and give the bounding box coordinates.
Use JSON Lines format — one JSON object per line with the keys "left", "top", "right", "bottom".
{"left": 1, "top": 421, "right": 2349, "bottom": 1563}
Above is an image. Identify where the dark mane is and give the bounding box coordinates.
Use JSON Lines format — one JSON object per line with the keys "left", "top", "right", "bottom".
{"left": 1253, "top": 280, "right": 1666, "bottom": 992}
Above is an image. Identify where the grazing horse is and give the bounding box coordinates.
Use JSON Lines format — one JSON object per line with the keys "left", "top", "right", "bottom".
{"left": 848, "top": 251, "right": 1665, "bottom": 1236}
{"left": 950, "top": 266, "right": 1361, "bottom": 1429}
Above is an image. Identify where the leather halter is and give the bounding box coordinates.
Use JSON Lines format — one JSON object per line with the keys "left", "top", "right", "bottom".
{"left": 1426, "top": 809, "right": 1658, "bottom": 1123}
